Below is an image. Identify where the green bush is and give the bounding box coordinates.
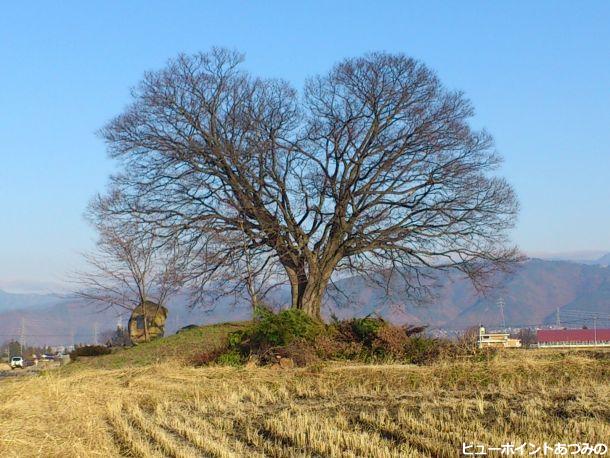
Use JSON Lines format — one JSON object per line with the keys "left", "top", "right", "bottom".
{"left": 403, "top": 336, "right": 440, "bottom": 364}
{"left": 233, "top": 307, "right": 322, "bottom": 351}
{"left": 216, "top": 349, "right": 245, "bottom": 367}
{"left": 350, "top": 317, "right": 385, "bottom": 344}
{"left": 190, "top": 307, "right": 324, "bottom": 367}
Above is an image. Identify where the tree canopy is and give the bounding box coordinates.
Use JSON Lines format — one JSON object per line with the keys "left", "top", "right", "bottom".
{"left": 98, "top": 48, "right": 520, "bottom": 318}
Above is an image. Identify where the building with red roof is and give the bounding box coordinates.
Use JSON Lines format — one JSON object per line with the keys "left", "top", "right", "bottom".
{"left": 537, "top": 328, "right": 610, "bottom": 348}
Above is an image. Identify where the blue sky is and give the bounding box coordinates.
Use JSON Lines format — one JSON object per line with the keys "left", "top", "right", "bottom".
{"left": 0, "top": 1, "right": 609, "bottom": 288}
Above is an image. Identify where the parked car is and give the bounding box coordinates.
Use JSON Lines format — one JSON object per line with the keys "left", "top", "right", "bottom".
{"left": 10, "top": 356, "right": 24, "bottom": 369}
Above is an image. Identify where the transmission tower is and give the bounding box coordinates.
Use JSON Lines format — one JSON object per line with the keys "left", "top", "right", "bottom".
{"left": 497, "top": 297, "right": 506, "bottom": 329}
{"left": 93, "top": 322, "right": 98, "bottom": 345}
{"left": 555, "top": 307, "right": 561, "bottom": 327}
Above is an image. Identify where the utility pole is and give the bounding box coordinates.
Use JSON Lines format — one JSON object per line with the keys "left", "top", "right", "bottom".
{"left": 19, "top": 317, "right": 26, "bottom": 356}
{"left": 93, "top": 322, "right": 98, "bottom": 345}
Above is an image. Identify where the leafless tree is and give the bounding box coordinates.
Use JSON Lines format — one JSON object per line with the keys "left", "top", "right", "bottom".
{"left": 98, "top": 48, "right": 521, "bottom": 319}
{"left": 186, "top": 219, "right": 285, "bottom": 310}
{"left": 75, "top": 193, "right": 184, "bottom": 341}
{"left": 516, "top": 328, "right": 537, "bottom": 348}
{"left": 456, "top": 326, "right": 481, "bottom": 354}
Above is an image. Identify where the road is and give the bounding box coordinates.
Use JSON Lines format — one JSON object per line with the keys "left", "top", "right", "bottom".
{"left": 0, "top": 361, "right": 61, "bottom": 380}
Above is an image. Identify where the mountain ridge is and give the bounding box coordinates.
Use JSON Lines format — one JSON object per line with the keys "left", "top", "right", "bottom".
{"left": 1, "top": 259, "right": 609, "bottom": 345}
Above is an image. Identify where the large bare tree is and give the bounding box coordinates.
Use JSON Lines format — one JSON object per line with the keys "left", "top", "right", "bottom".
{"left": 99, "top": 48, "right": 520, "bottom": 319}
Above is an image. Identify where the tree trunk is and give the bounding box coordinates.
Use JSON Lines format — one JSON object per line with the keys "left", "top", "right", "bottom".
{"left": 286, "top": 265, "right": 332, "bottom": 320}
{"left": 143, "top": 302, "right": 150, "bottom": 343}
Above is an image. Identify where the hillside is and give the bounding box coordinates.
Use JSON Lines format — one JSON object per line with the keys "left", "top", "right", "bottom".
{"left": 1, "top": 259, "right": 610, "bottom": 346}
{"left": 327, "top": 259, "right": 610, "bottom": 328}
{"left": 65, "top": 322, "right": 247, "bottom": 371}
{"left": 448, "top": 259, "right": 610, "bottom": 327}
{"left": 0, "top": 290, "right": 63, "bottom": 313}
{"left": 594, "top": 253, "right": 610, "bottom": 266}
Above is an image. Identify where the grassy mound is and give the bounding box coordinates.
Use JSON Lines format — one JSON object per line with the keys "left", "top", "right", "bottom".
{"left": 65, "top": 312, "right": 486, "bottom": 372}
{"left": 66, "top": 322, "right": 249, "bottom": 370}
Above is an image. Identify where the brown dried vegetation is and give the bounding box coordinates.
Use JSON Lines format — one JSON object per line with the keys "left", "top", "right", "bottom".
{"left": 0, "top": 350, "right": 608, "bottom": 457}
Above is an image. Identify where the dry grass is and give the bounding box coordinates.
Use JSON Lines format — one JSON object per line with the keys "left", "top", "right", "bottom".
{"left": 0, "top": 350, "right": 608, "bottom": 457}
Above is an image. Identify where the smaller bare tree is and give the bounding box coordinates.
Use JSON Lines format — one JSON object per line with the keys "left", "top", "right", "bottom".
{"left": 516, "top": 328, "right": 537, "bottom": 348}
{"left": 186, "top": 217, "right": 285, "bottom": 311}
{"left": 456, "top": 326, "right": 480, "bottom": 354}
{"left": 75, "top": 194, "right": 184, "bottom": 342}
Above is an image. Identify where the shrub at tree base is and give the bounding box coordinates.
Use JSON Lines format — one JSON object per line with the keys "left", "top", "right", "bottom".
{"left": 349, "top": 317, "right": 385, "bottom": 344}
{"left": 216, "top": 350, "right": 245, "bottom": 367}
{"left": 190, "top": 308, "right": 320, "bottom": 367}
{"left": 190, "top": 310, "right": 480, "bottom": 368}
{"left": 319, "top": 317, "right": 437, "bottom": 363}
{"left": 69, "top": 345, "right": 112, "bottom": 360}
{"left": 236, "top": 307, "right": 322, "bottom": 348}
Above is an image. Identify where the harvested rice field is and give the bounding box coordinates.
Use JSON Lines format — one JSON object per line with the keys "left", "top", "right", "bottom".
{"left": 0, "top": 347, "right": 608, "bottom": 457}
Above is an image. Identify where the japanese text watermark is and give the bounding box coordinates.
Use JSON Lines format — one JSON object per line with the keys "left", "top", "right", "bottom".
{"left": 462, "top": 442, "right": 608, "bottom": 456}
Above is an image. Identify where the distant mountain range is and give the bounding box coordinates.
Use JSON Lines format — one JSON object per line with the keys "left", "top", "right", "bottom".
{"left": 0, "top": 292, "right": 251, "bottom": 347}
{"left": 532, "top": 251, "right": 610, "bottom": 266}
{"left": 0, "top": 279, "right": 69, "bottom": 295}
{"left": 589, "top": 253, "right": 610, "bottom": 266}
{"left": 0, "top": 290, "right": 64, "bottom": 313}
{"left": 325, "top": 258, "right": 610, "bottom": 329}
{"left": 1, "top": 257, "right": 609, "bottom": 346}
